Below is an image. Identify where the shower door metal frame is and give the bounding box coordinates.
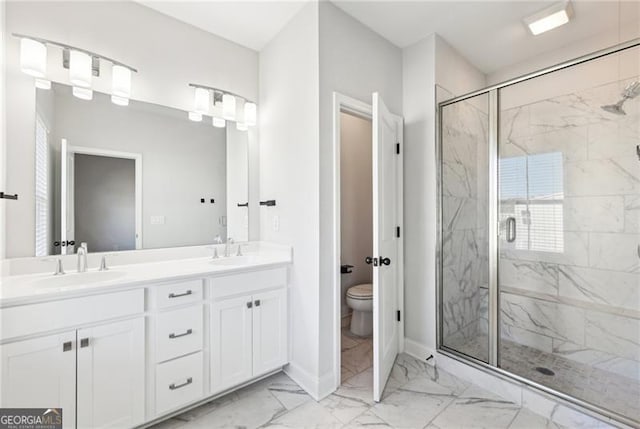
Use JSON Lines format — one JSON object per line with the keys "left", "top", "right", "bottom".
{"left": 436, "top": 37, "right": 640, "bottom": 428}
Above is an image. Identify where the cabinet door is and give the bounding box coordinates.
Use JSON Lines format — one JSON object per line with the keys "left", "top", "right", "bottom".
{"left": 0, "top": 331, "right": 76, "bottom": 428}
{"left": 210, "top": 295, "right": 253, "bottom": 393}
{"left": 252, "top": 289, "right": 288, "bottom": 375}
{"left": 77, "top": 317, "right": 145, "bottom": 429}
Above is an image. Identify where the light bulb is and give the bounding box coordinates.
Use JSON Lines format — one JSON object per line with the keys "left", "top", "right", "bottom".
{"left": 20, "top": 38, "right": 47, "bottom": 78}
{"left": 244, "top": 102, "right": 257, "bottom": 126}
{"left": 69, "top": 50, "right": 92, "bottom": 88}
{"left": 188, "top": 111, "right": 202, "bottom": 122}
{"left": 236, "top": 122, "right": 248, "bottom": 131}
{"left": 112, "top": 65, "right": 131, "bottom": 98}
{"left": 222, "top": 94, "right": 236, "bottom": 120}
{"left": 111, "top": 95, "right": 129, "bottom": 106}
{"left": 212, "top": 117, "right": 226, "bottom": 128}
{"left": 72, "top": 86, "right": 93, "bottom": 100}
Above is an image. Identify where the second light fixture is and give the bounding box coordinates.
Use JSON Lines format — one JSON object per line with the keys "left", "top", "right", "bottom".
{"left": 188, "top": 84, "right": 256, "bottom": 131}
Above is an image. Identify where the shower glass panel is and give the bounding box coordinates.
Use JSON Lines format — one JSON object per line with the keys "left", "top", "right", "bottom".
{"left": 440, "top": 93, "right": 490, "bottom": 363}
{"left": 497, "top": 45, "right": 640, "bottom": 423}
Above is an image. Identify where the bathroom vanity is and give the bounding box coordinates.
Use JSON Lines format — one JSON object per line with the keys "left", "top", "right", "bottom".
{"left": 0, "top": 244, "right": 291, "bottom": 428}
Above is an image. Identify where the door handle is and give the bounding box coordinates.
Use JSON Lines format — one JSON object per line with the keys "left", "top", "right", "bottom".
{"left": 168, "top": 290, "right": 193, "bottom": 299}
{"left": 506, "top": 217, "right": 517, "bottom": 243}
{"left": 254, "top": 299, "right": 261, "bottom": 307}
{"left": 247, "top": 301, "right": 253, "bottom": 308}
{"left": 63, "top": 341, "right": 73, "bottom": 352}
{"left": 380, "top": 257, "right": 391, "bottom": 266}
{"left": 169, "top": 377, "right": 193, "bottom": 390}
{"left": 365, "top": 256, "right": 378, "bottom": 266}
{"left": 169, "top": 329, "right": 193, "bottom": 339}
{"left": 80, "top": 338, "right": 90, "bottom": 348}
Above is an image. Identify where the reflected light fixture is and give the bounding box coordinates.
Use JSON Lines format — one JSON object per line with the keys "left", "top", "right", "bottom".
{"left": 69, "top": 50, "right": 92, "bottom": 88}
{"left": 35, "top": 79, "right": 51, "bottom": 90}
{"left": 222, "top": 93, "right": 236, "bottom": 120}
{"left": 112, "top": 64, "right": 131, "bottom": 101}
{"left": 188, "top": 111, "right": 203, "bottom": 122}
{"left": 72, "top": 86, "right": 93, "bottom": 101}
{"left": 236, "top": 122, "right": 248, "bottom": 131}
{"left": 524, "top": 1, "right": 573, "bottom": 35}
{"left": 20, "top": 38, "right": 47, "bottom": 77}
{"left": 212, "top": 117, "right": 226, "bottom": 128}
{"left": 244, "top": 102, "right": 257, "bottom": 127}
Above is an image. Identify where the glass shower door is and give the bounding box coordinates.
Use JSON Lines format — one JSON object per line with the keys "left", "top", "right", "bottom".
{"left": 440, "top": 93, "right": 490, "bottom": 362}
{"left": 496, "top": 46, "right": 640, "bottom": 423}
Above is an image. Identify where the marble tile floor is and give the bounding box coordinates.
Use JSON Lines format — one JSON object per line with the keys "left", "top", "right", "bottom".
{"left": 341, "top": 327, "right": 373, "bottom": 383}
{"left": 445, "top": 335, "right": 640, "bottom": 424}
{"left": 150, "top": 352, "right": 579, "bottom": 429}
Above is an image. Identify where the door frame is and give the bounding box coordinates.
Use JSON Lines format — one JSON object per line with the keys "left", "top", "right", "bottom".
{"left": 67, "top": 145, "right": 143, "bottom": 250}
{"left": 331, "top": 92, "right": 404, "bottom": 391}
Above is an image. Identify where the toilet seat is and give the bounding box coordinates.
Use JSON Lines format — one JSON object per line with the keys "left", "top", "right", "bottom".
{"left": 347, "top": 283, "right": 372, "bottom": 300}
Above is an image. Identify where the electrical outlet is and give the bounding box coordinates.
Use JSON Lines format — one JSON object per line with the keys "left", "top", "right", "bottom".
{"left": 273, "top": 215, "right": 280, "bottom": 232}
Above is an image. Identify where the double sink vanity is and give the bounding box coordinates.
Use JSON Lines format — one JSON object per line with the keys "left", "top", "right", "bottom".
{"left": 0, "top": 243, "right": 291, "bottom": 428}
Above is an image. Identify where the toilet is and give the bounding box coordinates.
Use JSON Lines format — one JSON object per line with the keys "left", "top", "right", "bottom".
{"left": 346, "top": 283, "right": 373, "bottom": 337}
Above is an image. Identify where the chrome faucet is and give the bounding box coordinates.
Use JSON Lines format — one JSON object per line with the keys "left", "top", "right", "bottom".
{"left": 224, "top": 237, "right": 234, "bottom": 257}
{"left": 77, "top": 242, "right": 88, "bottom": 273}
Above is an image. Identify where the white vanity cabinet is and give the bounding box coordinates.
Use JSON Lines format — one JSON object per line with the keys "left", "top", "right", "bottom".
{"left": 210, "top": 268, "right": 288, "bottom": 394}
{"left": 0, "top": 289, "right": 146, "bottom": 429}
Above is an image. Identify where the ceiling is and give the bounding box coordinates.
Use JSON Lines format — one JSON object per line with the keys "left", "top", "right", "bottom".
{"left": 137, "top": 0, "right": 636, "bottom": 74}
{"left": 137, "top": 1, "right": 308, "bottom": 51}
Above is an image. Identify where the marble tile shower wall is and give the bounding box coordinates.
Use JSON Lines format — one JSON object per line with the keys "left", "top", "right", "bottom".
{"left": 441, "top": 96, "right": 489, "bottom": 353}
{"left": 498, "top": 76, "right": 640, "bottom": 382}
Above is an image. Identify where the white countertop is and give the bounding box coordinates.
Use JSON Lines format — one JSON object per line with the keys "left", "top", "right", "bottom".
{"left": 0, "top": 244, "right": 292, "bottom": 307}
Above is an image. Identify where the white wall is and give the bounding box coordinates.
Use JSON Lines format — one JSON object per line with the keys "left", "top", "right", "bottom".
{"left": 318, "top": 1, "right": 402, "bottom": 385}
{"left": 4, "top": 1, "right": 258, "bottom": 257}
{"left": 340, "top": 112, "right": 373, "bottom": 317}
{"left": 258, "top": 1, "right": 321, "bottom": 396}
{"left": 0, "top": 0, "right": 6, "bottom": 260}
{"left": 402, "top": 34, "right": 486, "bottom": 355}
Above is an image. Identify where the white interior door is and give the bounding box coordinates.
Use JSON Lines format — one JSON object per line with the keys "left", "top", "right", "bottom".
{"left": 60, "top": 139, "right": 74, "bottom": 254}
{"left": 372, "top": 92, "right": 402, "bottom": 402}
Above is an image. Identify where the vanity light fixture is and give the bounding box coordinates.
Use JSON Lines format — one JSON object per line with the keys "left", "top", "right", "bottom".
{"left": 72, "top": 86, "right": 93, "bottom": 101}
{"left": 14, "top": 33, "right": 137, "bottom": 105}
{"left": 244, "top": 102, "right": 257, "bottom": 127}
{"left": 19, "top": 38, "right": 47, "bottom": 78}
{"left": 188, "top": 111, "right": 203, "bottom": 122}
{"left": 188, "top": 83, "right": 256, "bottom": 128}
{"left": 222, "top": 93, "right": 237, "bottom": 121}
{"left": 35, "top": 79, "right": 52, "bottom": 90}
{"left": 524, "top": 1, "right": 573, "bottom": 35}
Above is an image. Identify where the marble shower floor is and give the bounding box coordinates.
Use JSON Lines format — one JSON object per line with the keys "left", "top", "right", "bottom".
{"left": 446, "top": 335, "right": 640, "bottom": 424}
{"left": 150, "top": 352, "right": 576, "bottom": 429}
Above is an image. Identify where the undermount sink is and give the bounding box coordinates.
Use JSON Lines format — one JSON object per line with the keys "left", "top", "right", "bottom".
{"left": 210, "top": 255, "right": 263, "bottom": 266}
{"left": 34, "top": 270, "right": 126, "bottom": 289}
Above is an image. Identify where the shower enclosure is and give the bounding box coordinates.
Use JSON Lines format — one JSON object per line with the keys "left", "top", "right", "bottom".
{"left": 437, "top": 39, "right": 640, "bottom": 427}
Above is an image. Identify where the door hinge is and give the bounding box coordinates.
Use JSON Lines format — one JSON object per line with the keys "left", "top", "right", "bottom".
{"left": 396, "top": 226, "right": 400, "bottom": 238}
{"left": 396, "top": 310, "right": 401, "bottom": 322}
{"left": 396, "top": 143, "right": 400, "bottom": 154}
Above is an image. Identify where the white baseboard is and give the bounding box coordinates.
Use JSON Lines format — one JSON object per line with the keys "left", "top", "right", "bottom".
{"left": 284, "top": 362, "right": 336, "bottom": 401}
{"left": 403, "top": 338, "right": 436, "bottom": 364}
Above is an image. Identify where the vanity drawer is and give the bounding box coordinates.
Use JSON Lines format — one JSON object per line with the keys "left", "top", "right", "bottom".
{"left": 156, "top": 305, "right": 203, "bottom": 362}
{"left": 155, "top": 279, "right": 203, "bottom": 309}
{"left": 210, "top": 268, "right": 286, "bottom": 300}
{"left": 155, "top": 352, "right": 203, "bottom": 415}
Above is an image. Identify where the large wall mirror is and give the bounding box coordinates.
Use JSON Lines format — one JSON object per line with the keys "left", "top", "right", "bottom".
{"left": 20, "top": 83, "right": 249, "bottom": 257}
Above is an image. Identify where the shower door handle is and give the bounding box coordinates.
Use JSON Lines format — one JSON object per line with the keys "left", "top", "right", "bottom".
{"left": 506, "top": 217, "right": 517, "bottom": 243}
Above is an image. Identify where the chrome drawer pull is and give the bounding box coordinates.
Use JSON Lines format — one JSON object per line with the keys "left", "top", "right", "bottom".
{"left": 169, "top": 329, "right": 193, "bottom": 339}
{"left": 168, "top": 290, "right": 193, "bottom": 299}
{"left": 169, "top": 377, "right": 193, "bottom": 390}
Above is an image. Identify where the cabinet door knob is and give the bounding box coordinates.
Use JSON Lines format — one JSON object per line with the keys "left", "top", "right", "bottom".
{"left": 254, "top": 299, "right": 261, "bottom": 307}
{"left": 62, "top": 341, "right": 73, "bottom": 352}
{"left": 246, "top": 301, "right": 253, "bottom": 308}
{"left": 80, "top": 338, "right": 90, "bottom": 348}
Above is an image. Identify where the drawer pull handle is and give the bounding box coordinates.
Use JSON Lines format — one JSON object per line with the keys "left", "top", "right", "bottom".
{"left": 169, "top": 329, "right": 193, "bottom": 339}
{"left": 169, "top": 377, "right": 193, "bottom": 390}
{"left": 168, "top": 290, "right": 193, "bottom": 299}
